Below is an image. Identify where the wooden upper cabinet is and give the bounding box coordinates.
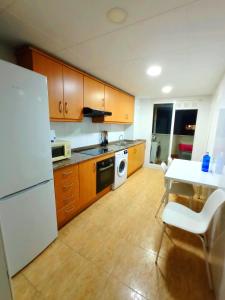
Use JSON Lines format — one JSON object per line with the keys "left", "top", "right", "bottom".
{"left": 102, "top": 86, "right": 134, "bottom": 124}
{"left": 32, "top": 52, "right": 64, "bottom": 119}
{"left": 17, "top": 47, "right": 134, "bottom": 124}
{"left": 84, "top": 76, "right": 105, "bottom": 110}
{"left": 119, "top": 93, "right": 134, "bottom": 123}
{"left": 63, "top": 66, "right": 83, "bottom": 120}
{"left": 104, "top": 86, "right": 120, "bottom": 122}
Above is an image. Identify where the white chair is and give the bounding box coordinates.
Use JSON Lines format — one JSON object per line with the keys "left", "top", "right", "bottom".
{"left": 155, "top": 189, "right": 225, "bottom": 289}
{"left": 155, "top": 161, "right": 195, "bottom": 217}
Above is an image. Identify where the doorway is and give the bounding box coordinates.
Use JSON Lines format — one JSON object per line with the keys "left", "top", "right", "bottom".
{"left": 171, "top": 109, "right": 198, "bottom": 160}
{"left": 150, "top": 103, "right": 173, "bottom": 165}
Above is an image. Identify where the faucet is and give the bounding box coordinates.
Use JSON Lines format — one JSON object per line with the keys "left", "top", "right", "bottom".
{"left": 119, "top": 134, "right": 124, "bottom": 145}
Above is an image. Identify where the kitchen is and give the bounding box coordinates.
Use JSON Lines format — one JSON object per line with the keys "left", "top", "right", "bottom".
{"left": 1, "top": 1, "right": 225, "bottom": 300}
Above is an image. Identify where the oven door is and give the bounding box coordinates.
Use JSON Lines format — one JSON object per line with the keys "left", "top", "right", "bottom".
{"left": 96, "top": 158, "right": 115, "bottom": 193}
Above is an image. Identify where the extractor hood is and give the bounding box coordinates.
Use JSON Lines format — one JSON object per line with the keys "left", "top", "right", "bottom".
{"left": 83, "top": 107, "right": 112, "bottom": 117}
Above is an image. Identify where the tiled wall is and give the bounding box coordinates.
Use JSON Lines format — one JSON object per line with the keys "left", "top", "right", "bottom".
{"left": 51, "top": 118, "right": 131, "bottom": 148}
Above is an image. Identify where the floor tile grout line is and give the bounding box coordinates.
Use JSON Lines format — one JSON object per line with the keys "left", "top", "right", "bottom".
{"left": 19, "top": 272, "right": 45, "bottom": 297}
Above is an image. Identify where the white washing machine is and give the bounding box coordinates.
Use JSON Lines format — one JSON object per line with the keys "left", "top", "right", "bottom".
{"left": 112, "top": 149, "right": 128, "bottom": 190}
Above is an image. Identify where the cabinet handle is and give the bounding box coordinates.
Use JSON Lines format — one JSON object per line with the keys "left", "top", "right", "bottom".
{"left": 65, "top": 102, "right": 68, "bottom": 114}
{"left": 62, "top": 171, "right": 73, "bottom": 177}
{"left": 63, "top": 196, "right": 74, "bottom": 204}
{"left": 93, "top": 162, "right": 96, "bottom": 172}
{"left": 64, "top": 205, "right": 75, "bottom": 213}
{"left": 59, "top": 101, "right": 63, "bottom": 113}
{"left": 63, "top": 184, "right": 73, "bottom": 191}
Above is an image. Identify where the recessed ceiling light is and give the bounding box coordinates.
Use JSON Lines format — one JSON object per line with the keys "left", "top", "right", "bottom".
{"left": 107, "top": 7, "right": 128, "bottom": 24}
{"left": 162, "top": 85, "right": 173, "bottom": 94}
{"left": 146, "top": 65, "right": 162, "bottom": 77}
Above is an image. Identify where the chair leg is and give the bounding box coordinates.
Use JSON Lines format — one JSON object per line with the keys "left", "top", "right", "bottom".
{"left": 155, "top": 223, "right": 166, "bottom": 264}
{"left": 199, "top": 234, "right": 213, "bottom": 290}
{"left": 155, "top": 191, "right": 167, "bottom": 218}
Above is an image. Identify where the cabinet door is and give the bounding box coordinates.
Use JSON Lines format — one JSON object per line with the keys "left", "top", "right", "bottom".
{"left": 84, "top": 76, "right": 105, "bottom": 110}
{"left": 54, "top": 165, "right": 79, "bottom": 228}
{"left": 136, "top": 143, "right": 145, "bottom": 168}
{"left": 119, "top": 93, "right": 134, "bottom": 123}
{"left": 32, "top": 52, "right": 63, "bottom": 119}
{"left": 78, "top": 159, "right": 96, "bottom": 208}
{"left": 128, "top": 144, "right": 145, "bottom": 176}
{"left": 104, "top": 86, "right": 121, "bottom": 122}
{"left": 63, "top": 66, "right": 83, "bottom": 120}
{"left": 127, "top": 147, "right": 136, "bottom": 176}
{"left": 126, "top": 95, "right": 135, "bottom": 123}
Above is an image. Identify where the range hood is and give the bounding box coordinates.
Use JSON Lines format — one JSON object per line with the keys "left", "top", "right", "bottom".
{"left": 83, "top": 107, "right": 112, "bottom": 117}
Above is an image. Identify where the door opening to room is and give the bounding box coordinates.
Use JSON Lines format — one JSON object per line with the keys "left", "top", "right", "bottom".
{"left": 171, "top": 109, "right": 198, "bottom": 160}
{"left": 150, "top": 103, "right": 173, "bottom": 165}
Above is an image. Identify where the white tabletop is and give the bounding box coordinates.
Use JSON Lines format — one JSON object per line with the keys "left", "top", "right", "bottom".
{"left": 165, "top": 159, "right": 225, "bottom": 189}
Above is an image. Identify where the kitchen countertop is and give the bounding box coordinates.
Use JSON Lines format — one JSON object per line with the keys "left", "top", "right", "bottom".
{"left": 53, "top": 139, "right": 145, "bottom": 170}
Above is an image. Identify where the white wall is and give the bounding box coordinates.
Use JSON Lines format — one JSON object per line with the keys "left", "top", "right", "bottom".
{"left": 126, "top": 96, "right": 212, "bottom": 166}
{"left": 207, "top": 72, "right": 225, "bottom": 300}
{"left": 51, "top": 118, "right": 128, "bottom": 148}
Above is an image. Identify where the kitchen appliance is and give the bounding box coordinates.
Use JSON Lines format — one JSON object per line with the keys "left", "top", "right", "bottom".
{"left": 50, "top": 129, "right": 56, "bottom": 142}
{"left": 113, "top": 149, "right": 128, "bottom": 190}
{"left": 83, "top": 107, "right": 112, "bottom": 117}
{"left": 96, "top": 157, "right": 115, "bottom": 193}
{"left": 0, "top": 60, "right": 58, "bottom": 276}
{"left": 51, "top": 140, "right": 72, "bottom": 162}
{"left": 80, "top": 147, "right": 113, "bottom": 156}
{"left": 0, "top": 224, "right": 13, "bottom": 300}
{"left": 100, "top": 130, "right": 108, "bottom": 147}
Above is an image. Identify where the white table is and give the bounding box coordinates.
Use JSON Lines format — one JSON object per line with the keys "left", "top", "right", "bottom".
{"left": 165, "top": 159, "right": 225, "bottom": 197}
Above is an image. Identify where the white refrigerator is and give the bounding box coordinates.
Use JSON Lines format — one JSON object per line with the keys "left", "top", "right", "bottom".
{"left": 0, "top": 60, "right": 58, "bottom": 276}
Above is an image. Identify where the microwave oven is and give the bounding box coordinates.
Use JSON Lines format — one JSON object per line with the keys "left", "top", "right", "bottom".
{"left": 51, "top": 140, "right": 71, "bottom": 162}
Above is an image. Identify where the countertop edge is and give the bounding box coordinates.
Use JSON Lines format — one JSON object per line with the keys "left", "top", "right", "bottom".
{"left": 53, "top": 140, "right": 146, "bottom": 171}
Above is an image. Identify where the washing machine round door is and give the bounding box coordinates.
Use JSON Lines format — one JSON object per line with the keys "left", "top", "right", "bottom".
{"left": 117, "top": 159, "right": 127, "bottom": 177}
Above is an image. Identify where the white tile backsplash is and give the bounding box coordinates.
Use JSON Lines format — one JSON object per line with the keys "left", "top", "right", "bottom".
{"left": 51, "top": 118, "right": 130, "bottom": 148}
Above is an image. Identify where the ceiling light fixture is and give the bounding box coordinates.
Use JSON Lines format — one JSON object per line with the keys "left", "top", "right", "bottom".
{"left": 162, "top": 85, "right": 173, "bottom": 94}
{"left": 107, "top": 7, "right": 128, "bottom": 24}
{"left": 146, "top": 65, "right": 162, "bottom": 77}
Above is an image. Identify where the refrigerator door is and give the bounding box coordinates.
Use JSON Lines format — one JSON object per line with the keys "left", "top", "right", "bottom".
{"left": 0, "top": 60, "right": 53, "bottom": 199}
{"left": 0, "top": 180, "right": 58, "bottom": 276}
{"left": 0, "top": 224, "right": 13, "bottom": 300}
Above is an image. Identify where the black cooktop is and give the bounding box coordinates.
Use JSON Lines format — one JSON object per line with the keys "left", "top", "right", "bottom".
{"left": 80, "top": 148, "right": 111, "bottom": 156}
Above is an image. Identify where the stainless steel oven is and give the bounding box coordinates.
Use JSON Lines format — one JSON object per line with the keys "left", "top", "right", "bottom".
{"left": 96, "top": 157, "right": 115, "bottom": 193}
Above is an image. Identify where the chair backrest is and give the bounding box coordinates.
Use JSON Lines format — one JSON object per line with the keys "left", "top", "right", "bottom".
{"left": 201, "top": 189, "right": 225, "bottom": 229}
{"left": 161, "top": 162, "right": 168, "bottom": 174}
{"left": 167, "top": 157, "right": 173, "bottom": 167}
{"left": 161, "top": 162, "right": 168, "bottom": 188}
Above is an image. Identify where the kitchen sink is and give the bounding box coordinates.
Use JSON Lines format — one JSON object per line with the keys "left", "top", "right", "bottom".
{"left": 114, "top": 141, "right": 135, "bottom": 147}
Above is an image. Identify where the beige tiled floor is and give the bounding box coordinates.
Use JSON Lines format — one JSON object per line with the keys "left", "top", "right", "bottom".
{"left": 12, "top": 167, "right": 215, "bottom": 300}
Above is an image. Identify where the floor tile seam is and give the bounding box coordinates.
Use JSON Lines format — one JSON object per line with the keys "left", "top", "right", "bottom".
{"left": 108, "top": 271, "right": 150, "bottom": 300}
{"left": 20, "top": 272, "right": 45, "bottom": 297}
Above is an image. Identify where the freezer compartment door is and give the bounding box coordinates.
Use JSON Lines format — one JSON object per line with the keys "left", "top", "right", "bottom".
{"left": 0, "top": 180, "right": 58, "bottom": 276}
{"left": 0, "top": 60, "right": 53, "bottom": 198}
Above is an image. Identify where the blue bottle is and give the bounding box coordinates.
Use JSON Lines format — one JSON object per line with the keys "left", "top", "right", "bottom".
{"left": 201, "top": 152, "right": 211, "bottom": 172}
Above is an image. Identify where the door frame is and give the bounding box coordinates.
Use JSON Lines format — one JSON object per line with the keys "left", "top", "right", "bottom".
{"left": 149, "top": 100, "right": 176, "bottom": 167}
{"left": 173, "top": 107, "right": 199, "bottom": 161}
{"left": 149, "top": 101, "right": 199, "bottom": 166}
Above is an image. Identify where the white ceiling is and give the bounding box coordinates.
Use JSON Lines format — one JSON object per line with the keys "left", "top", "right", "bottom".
{"left": 0, "top": 0, "right": 225, "bottom": 98}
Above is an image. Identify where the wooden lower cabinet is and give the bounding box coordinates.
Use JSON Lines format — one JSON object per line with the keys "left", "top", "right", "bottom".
{"left": 53, "top": 148, "right": 143, "bottom": 228}
{"left": 54, "top": 164, "right": 79, "bottom": 228}
{"left": 128, "top": 143, "right": 145, "bottom": 176}
{"left": 78, "top": 158, "right": 97, "bottom": 209}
